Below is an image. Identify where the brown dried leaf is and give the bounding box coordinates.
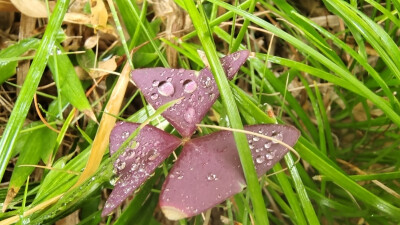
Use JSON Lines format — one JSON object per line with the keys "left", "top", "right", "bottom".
{"left": 84, "top": 35, "right": 98, "bottom": 49}
{"left": 11, "top": 0, "right": 48, "bottom": 18}
{"left": 90, "top": 0, "right": 108, "bottom": 32}
{"left": 64, "top": 12, "right": 91, "bottom": 25}
{"left": 0, "top": 0, "right": 18, "bottom": 12}
{"left": 89, "top": 56, "right": 117, "bottom": 78}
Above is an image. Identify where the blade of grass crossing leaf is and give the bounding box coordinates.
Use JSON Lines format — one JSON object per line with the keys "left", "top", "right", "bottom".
{"left": 0, "top": 0, "right": 70, "bottom": 184}
{"left": 208, "top": 0, "right": 400, "bottom": 128}
{"left": 183, "top": 1, "right": 269, "bottom": 224}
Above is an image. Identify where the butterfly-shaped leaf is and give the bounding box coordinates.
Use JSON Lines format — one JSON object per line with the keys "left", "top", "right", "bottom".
{"left": 131, "top": 50, "right": 249, "bottom": 137}
{"left": 102, "top": 122, "right": 181, "bottom": 216}
{"left": 159, "top": 124, "right": 300, "bottom": 220}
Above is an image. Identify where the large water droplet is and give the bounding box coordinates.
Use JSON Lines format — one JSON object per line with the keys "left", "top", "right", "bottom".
{"left": 264, "top": 142, "right": 272, "bottom": 149}
{"left": 253, "top": 136, "right": 260, "bottom": 142}
{"left": 158, "top": 81, "right": 175, "bottom": 96}
{"left": 183, "top": 79, "right": 197, "bottom": 93}
{"left": 184, "top": 107, "right": 196, "bottom": 123}
{"left": 256, "top": 155, "right": 265, "bottom": 164}
{"left": 150, "top": 93, "right": 158, "bottom": 100}
{"left": 207, "top": 173, "right": 218, "bottom": 181}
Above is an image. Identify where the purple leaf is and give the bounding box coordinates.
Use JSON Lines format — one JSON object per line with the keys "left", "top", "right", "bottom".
{"left": 131, "top": 50, "right": 249, "bottom": 137}
{"left": 159, "top": 124, "right": 300, "bottom": 220}
{"left": 102, "top": 122, "right": 181, "bottom": 216}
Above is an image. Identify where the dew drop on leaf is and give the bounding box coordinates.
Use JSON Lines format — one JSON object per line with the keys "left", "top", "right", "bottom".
{"left": 266, "top": 152, "right": 275, "bottom": 160}
{"left": 256, "top": 155, "right": 265, "bottom": 164}
{"left": 271, "top": 131, "right": 283, "bottom": 143}
{"left": 158, "top": 81, "right": 175, "bottom": 96}
{"left": 151, "top": 93, "right": 159, "bottom": 100}
{"left": 183, "top": 79, "right": 197, "bottom": 93}
{"left": 264, "top": 142, "right": 271, "bottom": 149}
{"left": 152, "top": 80, "right": 159, "bottom": 87}
{"left": 184, "top": 107, "right": 196, "bottom": 123}
{"left": 207, "top": 173, "right": 217, "bottom": 181}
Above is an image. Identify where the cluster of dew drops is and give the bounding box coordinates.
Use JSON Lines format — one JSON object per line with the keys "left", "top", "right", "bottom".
{"left": 249, "top": 129, "right": 284, "bottom": 165}
{"left": 146, "top": 68, "right": 220, "bottom": 125}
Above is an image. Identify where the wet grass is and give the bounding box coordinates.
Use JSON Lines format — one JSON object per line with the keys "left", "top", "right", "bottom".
{"left": 1, "top": 0, "right": 400, "bottom": 224}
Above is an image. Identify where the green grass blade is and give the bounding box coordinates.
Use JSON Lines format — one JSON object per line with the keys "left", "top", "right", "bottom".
{"left": 184, "top": 1, "right": 269, "bottom": 224}
{"left": 208, "top": 0, "right": 400, "bottom": 128}
{"left": 0, "top": 38, "right": 40, "bottom": 84}
{"left": 0, "top": 0, "right": 70, "bottom": 183}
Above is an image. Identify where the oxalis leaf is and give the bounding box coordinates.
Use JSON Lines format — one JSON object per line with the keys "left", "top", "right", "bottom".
{"left": 131, "top": 50, "right": 249, "bottom": 137}
{"left": 102, "top": 51, "right": 301, "bottom": 220}
{"left": 160, "top": 124, "right": 300, "bottom": 220}
{"left": 102, "top": 122, "right": 181, "bottom": 216}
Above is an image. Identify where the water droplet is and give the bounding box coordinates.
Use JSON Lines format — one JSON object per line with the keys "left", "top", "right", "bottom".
{"left": 207, "top": 173, "right": 217, "bottom": 181}
{"left": 117, "top": 161, "right": 126, "bottom": 170}
{"left": 150, "top": 93, "right": 158, "bottom": 100}
{"left": 167, "top": 77, "right": 172, "bottom": 82}
{"left": 183, "top": 79, "right": 197, "bottom": 93}
{"left": 204, "top": 77, "right": 211, "bottom": 87}
{"left": 147, "top": 149, "right": 159, "bottom": 161}
{"left": 256, "top": 155, "right": 265, "bottom": 164}
{"left": 234, "top": 52, "right": 241, "bottom": 60}
{"left": 158, "top": 81, "right": 175, "bottom": 96}
{"left": 271, "top": 131, "right": 283, "bottom": 143}
{"left": 131, "top": 141, "right": 139, "bottom": 149}
{"left": 266, "top": 152, "right": 275, "bottom": 160}
{"left": 264, "top": 142, "right": 271, "bottom": 149}
{"left": 152, "top": 80, "right": 159, "bottom": 87}
{"left": 249, "top": 144, "right": 255, "bottom": 150}
{"left": 253, "top": 136, "right": 260, "bottom": 142}
{"left": 209, "top": 93, "right": 215, "bottom": 100}
{"left": 178, "top": 68, "right": 185, "bottom": 73}
{"left": 177, "top": 175, "right": 184, "bottom": 179}
{"left": 122, "top": 131, "right": 129, "bottom": 139}
{"left": 184, "top": 107, "right": 196, "bottom": 123}
{"left": 198, "top": 95, "right": 204, "bottom": 102}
